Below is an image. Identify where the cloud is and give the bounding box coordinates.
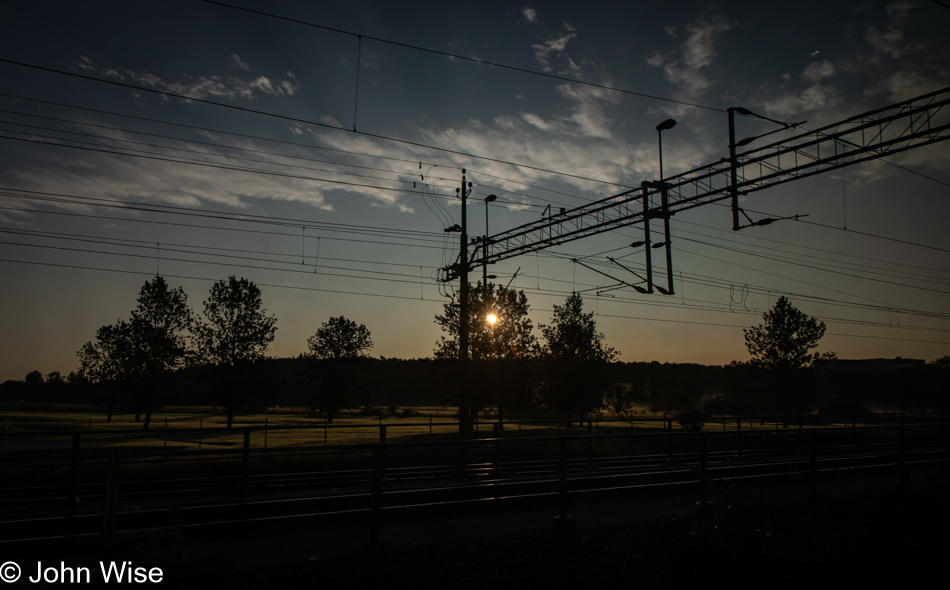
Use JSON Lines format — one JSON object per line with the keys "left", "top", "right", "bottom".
{"left": 801, "top": 60, "right": 835, "bottom": 83}
{"left": 522, "top": 7, "right": 537, "bottom": 23}
{"left": 73, "top": 56, "right": 300, "bottom": 101}
{"left": 646, "top": 14, "right": 736, "bottom": 116}
{"left": 532, "top": 28, "right": 576, "bottom": 72}
{"left": 521, "top": 112, "right": 553, "bottom": 131}
{"left": 752, "top": 0, "right": 947, "bottom": 123}
{"left": 230, "top": 54, "right": 250, "bottom": 71}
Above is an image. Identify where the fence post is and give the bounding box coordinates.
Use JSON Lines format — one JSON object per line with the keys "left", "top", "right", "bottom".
{"left": 368, "top": 443, "right": 385, "bottom": 547}
{"left": 737, "top": 417, "right": 741, "bottom": 431}
{"left": 198, "top": 418, "right": 203, "bottom": 456}
{"left": 429, "top": 416, "right": 433, "bottom": 436}
{"left": 698, "top": 432, "right": 709, "bottom": 509}
{"left": 799, "top": 416, "right": 805, "bottom": 453}
{"left": 667, "top": 430, "right": 674, "bottom": 464}
{"left": 553, "top": 437, "right": 575, "bottom": 531}
{"left": 163, "top": 418, "right": 168, "bottom": 448}
{"left": 101, "top": 453, "right": 120, "bottom": 541}
{"left": 241, "top": 428, "right": 251, "bottom": 490}
{"left": 895, "top": 421, "right": 908, "bottom": 494}
{"left": 851, "top": 414, "right": 858, "bottom": 451}
{"left": 69, "top": 432, "right": 81, "bottom": 502}
{"left": 807, "top": 429, "right": 824, "bottom": 503}
{"left": 264, "top": 417, "right": 268, "bottom": 449}
{"left": 379, "top": 424, "right": 387, "bottom": 445}
{"left": 587, "top": 421, "right": 594, "bottom": 471}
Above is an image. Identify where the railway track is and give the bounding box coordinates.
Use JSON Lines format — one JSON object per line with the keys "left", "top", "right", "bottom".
{"left": 2, "top": 428, "right": 947, "bottom": 546}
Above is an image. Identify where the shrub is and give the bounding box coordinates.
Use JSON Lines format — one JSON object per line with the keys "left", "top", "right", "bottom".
{"left": 355, "top": 405, "right": 385, "bottom": 417}
{"left": 676, "top": 409, "right": 709, "bottom": 431}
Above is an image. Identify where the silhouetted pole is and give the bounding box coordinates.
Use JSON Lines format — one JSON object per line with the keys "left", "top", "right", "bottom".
{"left": 69, "top": 432, "right": 81, "bottom": 502}
{"left": 459, "top": 170, "right": 472, "bottom": 436}
{"left": 656, "top": 118, "right": 676, "bottom": 295}
{"left": 482, "top": 194, "right": 496, "bottom": 286}
{"left": 640, "top": 182, "right": 654, "bottom": 293}
{"left": 554, "top": 437, "right": 576, "bottom": 531}
{"left": 728, "top": 108, "right": 740, "bottom": 231}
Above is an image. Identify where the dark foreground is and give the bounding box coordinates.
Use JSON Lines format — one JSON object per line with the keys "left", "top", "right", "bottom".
{"left": 8, "top": 467, "right": 949, "bottom": 588}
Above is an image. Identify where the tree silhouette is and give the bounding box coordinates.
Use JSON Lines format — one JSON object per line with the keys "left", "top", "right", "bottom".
{"left": 308, "top": 316, "right": 373, "bottom": 360}
{"left": 744, "top": 296, "right": 831, "bottom": 414}
{"left": 540, "top": 293, "right": 617, "bottom": 425}
{"left": 306, "top": 316, "right": 373, "bottom": 423}
{"left": 433, "top": 282, "right": 540, "bottom": 423}
{"left": 541, "top": 293, "right": 616, "bottom": 363}
{"left": 744, "top": 297, "right": 826, "bottom": 371}
{"left": 76, "top": 277, "right": 192, "bottom": 427}
{"left": 195, "top": 276, "right": 277, "bottom": 427}
{"left": 433, "top": 282, "right": 539, "bottom": 361}
{"left": 77, "top": 320, "right": 137, "bottom": 423}
{"left": 130, "top": 276, "right": 193, "bottom": 428}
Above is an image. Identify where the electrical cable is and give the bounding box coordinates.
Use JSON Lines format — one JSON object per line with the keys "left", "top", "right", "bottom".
{"left": 0, "top": 59, "right": 635, "bottom": 188}
{"left": 198, "top": 0, "right": 726, "bottom": 114}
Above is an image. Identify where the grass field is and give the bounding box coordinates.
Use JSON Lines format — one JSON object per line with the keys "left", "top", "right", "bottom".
{"left": 0, "top": 403, "right": 900, "bottom": 456}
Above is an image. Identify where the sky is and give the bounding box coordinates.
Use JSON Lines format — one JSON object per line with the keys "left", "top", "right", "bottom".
{"left": 1, "top": 0, "right": 949, "bottom": 381}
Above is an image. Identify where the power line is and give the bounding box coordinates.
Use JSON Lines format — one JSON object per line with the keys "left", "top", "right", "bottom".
{"left": 0, "top": 187, "right": 447, "bottom": 240}
{"left": 0, "top": 206, "right": 449, "bottom": 252}
{"left": 678, "top": 236, "right": 950, "bottom": 295}
{"left": 0, "top": 92, "right": 427, "bottom": 166}
{"left": 4, "top": 255, "right": 947, "bottom": 347}
{"left": 0, "top": 59, "right": 633, "bottom": 188}
{"left": 673, "top": 218, "right": 950, "bottom": 277}
{"left": 0, "top": 111, "right": 571, "bottom": 210}
{"left": 198, "top": 0, "right": 725, "bottom": 114}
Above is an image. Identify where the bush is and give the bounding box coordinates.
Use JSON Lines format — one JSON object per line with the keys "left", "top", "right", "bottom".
{"left": 386, "top": 404, "right": 400, "bottom": 417}
{"left": 676, "top": 409, "right": 709, "bottom": 431}
{"left": 355, "top": 405, "right": 385, "bottom": 417}
{"left": 400, "top": 407, "right": 419, "bottom": 418}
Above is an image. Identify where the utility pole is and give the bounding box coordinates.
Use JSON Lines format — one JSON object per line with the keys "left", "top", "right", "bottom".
{"left": 728, "top": 107, "right": 740, "bottom": 231}
{"left": 659, "top": 182, "right": 674, "bottom": 295}
{"left": 458, "top": 169, "right": 472, "bottom": 435}
{"left": 639, "top": 182, "right": 654, "bottom": 294}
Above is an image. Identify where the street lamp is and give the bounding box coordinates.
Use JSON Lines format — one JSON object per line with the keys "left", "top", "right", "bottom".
{"left": 655, "top": 118, "right": 677, "bottom": 182}
{"left": 483, "top": 195, "right": 497, "bottom": 286}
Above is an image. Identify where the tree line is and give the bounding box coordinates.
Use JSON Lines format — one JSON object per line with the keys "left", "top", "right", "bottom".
{"left": 2, "top": 277, "right": 948, "bottom": 424}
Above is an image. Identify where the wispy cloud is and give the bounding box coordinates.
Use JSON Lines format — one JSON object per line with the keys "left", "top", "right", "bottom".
{"left": 522, "top": 7, "right": 537, "bottom": 23}
{"left": 753, "top": 1, "right": 947, "bottom": 121}
{"left": 73, "top": 56, "right": 300, "bottom": 101}
{"left": 531, "top": 26, "right": 576, "bottom": 72}
{"left": 230, "top": 54, "right": 250, "bottom": 71}
{"left": 646, "top": 14, "right": 735, "bottom": 117}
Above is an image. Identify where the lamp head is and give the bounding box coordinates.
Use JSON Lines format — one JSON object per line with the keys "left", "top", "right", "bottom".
{"left": 656, "top": 118, "right": 677, "bottom": 132}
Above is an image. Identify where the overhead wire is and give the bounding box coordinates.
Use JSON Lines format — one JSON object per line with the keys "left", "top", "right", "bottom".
{"left": 0, "top": 59, "right": 635, "bottom": 188}
{"left": 197, "top": 0, "right": 726, "bottom": 114}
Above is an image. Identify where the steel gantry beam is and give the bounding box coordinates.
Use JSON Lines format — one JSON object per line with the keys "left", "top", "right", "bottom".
{"left": 440, "top": 86, "right": 950, "bottom": 284}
